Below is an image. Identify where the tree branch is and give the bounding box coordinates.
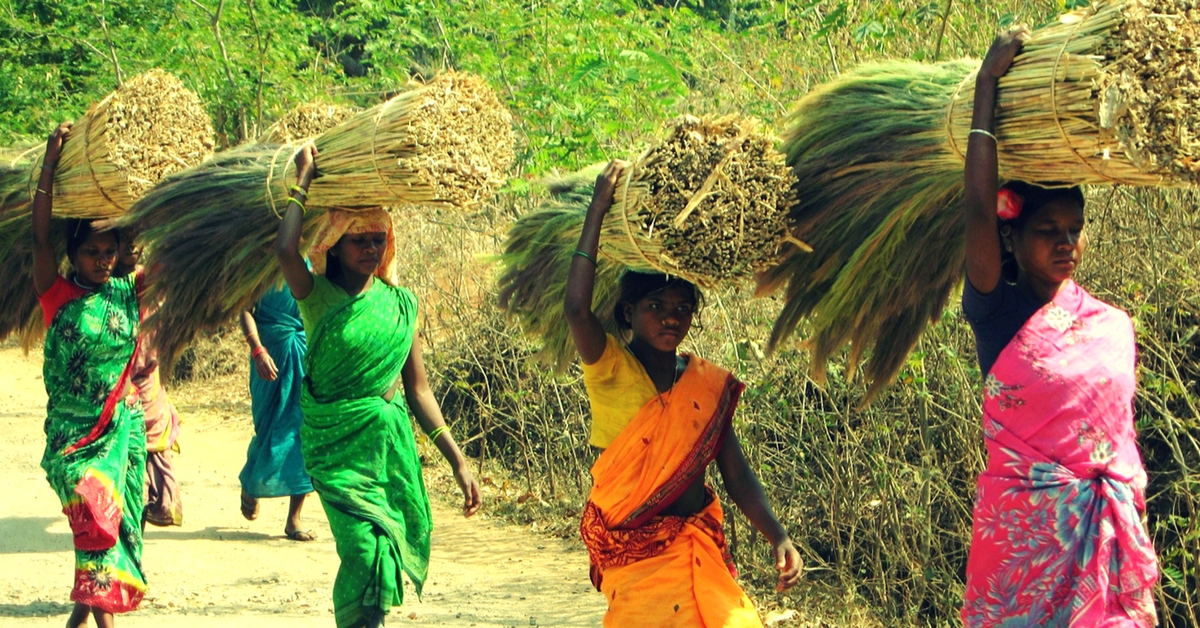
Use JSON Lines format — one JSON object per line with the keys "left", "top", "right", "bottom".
{"left": 94, "top": 0, "right": 124, "bottom": 86}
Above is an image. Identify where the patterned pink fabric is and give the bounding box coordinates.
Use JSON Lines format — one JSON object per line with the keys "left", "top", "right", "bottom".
{"left": 963, "top": 281, "right": 1159, "bottom": 627}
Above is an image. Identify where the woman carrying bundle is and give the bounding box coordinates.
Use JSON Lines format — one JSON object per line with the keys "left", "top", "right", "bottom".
{"left": 960, "top": 28, "right": 1158, "bottom": 627}
{"left": 114, "top": 236, "right": 184, "bottom": 530}
{"left": 237, "top": 286, "right": 315, "bottom": 541}
{"left": 566, "top": 161, "right": 802, "bottom": 627}
{"left": 274, "top": 145, "right": 481, "bottom": 628}
{"left": 32, "top": 123, "right": 148, "bottom": 627}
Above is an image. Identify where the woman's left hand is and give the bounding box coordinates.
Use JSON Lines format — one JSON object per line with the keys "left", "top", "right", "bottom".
{"left": 453, "top": 462, "right": 482, "bottom": 517}
{"left": 772, "top": 538, "right": 803, "bottom": 591}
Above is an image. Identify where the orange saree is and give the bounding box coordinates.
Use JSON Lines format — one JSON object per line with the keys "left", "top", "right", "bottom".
{"left": 580, "top": 355, "right": 763, "bottom": 628}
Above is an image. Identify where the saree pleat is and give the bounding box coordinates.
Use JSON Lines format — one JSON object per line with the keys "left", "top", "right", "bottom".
{"left": 240, "top": 287, "right": 313, "bottom": 498}
{"left": 300, "top": 280, "right": 431, "bottom": 628}
{"left": 582, "top": 355, "right": 762, "bottom": 628}
{"left": 41, "top": 275, "right": 147, "bottom": 613}
{"left": 963, "top": 281, "right": 1158, "bottom": 628}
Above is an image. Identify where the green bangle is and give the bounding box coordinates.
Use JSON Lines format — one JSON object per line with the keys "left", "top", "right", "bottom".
{"left": 290, "top": 184, "right": 309, "bottom": 199}
{"left": 427, "top": 425, "right": 448, "bottom": 442}
{"left": 286, "top": 196, "right": 306, "bottom": 211}
{"left": 573, "top": 249, "right": 596, "bottom": 264}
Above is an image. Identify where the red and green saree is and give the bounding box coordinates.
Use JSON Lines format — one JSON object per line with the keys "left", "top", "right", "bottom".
{"left": 39, "top": 274, "right": 147, "bottom": 613}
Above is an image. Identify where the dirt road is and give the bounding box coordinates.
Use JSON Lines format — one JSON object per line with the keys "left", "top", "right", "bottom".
{"left": 0, "top": 345, "right": 606, "bottom": 627}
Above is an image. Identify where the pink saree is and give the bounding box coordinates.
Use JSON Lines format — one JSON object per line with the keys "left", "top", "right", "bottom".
{"left": 962, "top": 281, "right": 1158, "bottom": 627}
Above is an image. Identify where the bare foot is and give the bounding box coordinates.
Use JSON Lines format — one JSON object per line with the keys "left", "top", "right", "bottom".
{"left": 240, "top": 490, "right": 259, "bottom": 521}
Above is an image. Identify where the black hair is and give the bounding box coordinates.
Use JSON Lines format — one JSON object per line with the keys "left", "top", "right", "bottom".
{"left": 613, "top": 270, "right": 703, "bottom": 330}
{"left": 65, "top": 219, "right": 119, "bottom": 264}
{"left": 998, "top": 181, "right": 1085, "bottom": 283}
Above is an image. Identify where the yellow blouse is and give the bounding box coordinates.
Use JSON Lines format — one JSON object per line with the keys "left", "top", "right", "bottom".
{"left": 581, "top": 335, "right": 662, "bottom": 448}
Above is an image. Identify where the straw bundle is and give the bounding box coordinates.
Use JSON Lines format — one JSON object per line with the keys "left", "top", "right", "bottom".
{"left": 118, "top": 145, "right": 326, "bottom": 372}
{"left": 259, "top": 102, "right": 361, "bottom": 144}
{"left": 120, "top": 72, "right": 515, "bottom": 373}
{"left": 293, "top": 71, "right": 514, "bottom": 210}
{"left": 599, "top": 114, "right": 798, "bottom": 288}
{"left": 9, "top": 70, "right": 215, "bottom": 218}
{"left": 497, "top": 115, "right": 796, "bottom": 368}
{"left": 759, "top": 0, "right": 1199, "bottom": 398}
{"left": 497, "top": 168, "right": 627, "bottom": 370}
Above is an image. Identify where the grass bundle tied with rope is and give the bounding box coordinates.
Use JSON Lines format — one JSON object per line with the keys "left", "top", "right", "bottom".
{"left": 498, "top": 114, "right": 798, "bottom": 369}
{"left": 0, "top": 71, "right": 214, "bottom": 346}
{"left": 757, "top": 0, "right": 1200, "bottom": 399}
{"left": 122, "top": 71, "right": 515, "bottom": 374}
{"left": 258, "top": 102, "right": 361, "bottom": 144}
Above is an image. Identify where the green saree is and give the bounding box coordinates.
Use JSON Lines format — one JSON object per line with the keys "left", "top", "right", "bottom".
{"left": 299, "top": 277, "right": 431, "bottom": 628}
{"left": 41, "top": 274, "right": 147, "bottom": 613}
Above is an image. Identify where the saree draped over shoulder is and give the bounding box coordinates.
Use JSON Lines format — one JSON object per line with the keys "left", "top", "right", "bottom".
{"left": 300, "top": 280, "right": 431, "bottom": 628}
{"left": 240, "top": 286, "right": 313, "bottom": 498}
{"left": 41, "top": 275, "right": 147, "bottom": 613}
{"left": 963, "top": 281, "right": 1158, "bottom": 628}
{"left": 581, "top": 355, "right": 763, "bottom": 628}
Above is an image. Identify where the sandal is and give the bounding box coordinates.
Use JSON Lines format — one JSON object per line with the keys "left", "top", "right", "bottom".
{"left": 286, "top": 528, "right": 317, "bottom": 542}
{"left": 240, "top": 491, "right": 259, "bottom": 521}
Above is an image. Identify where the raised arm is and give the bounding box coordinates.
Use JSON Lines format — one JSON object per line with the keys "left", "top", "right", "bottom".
{"left": 564, "top": 160, "right": 625, "bottom": 364}
{"left": 964, "top": 27, "right": 1028, "bottom": 295}
{"left": 715, "top": 428, "right": 803, "bottom": 591}
{"left": 31, "top": 122, "right": 72, "bottom": 296}
{"left": 401, "top": 335, "right": 481, "bottom": 517}
{"left": 273, "top": 145, "right": 316, "bottom": 300}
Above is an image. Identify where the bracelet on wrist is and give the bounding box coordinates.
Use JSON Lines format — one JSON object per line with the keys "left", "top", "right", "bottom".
{"left": 251, "top": 346, "right": 267, "bottom": 359}
{"left": 573, "top": 249, "right": 597, "bottom": 264}
{"left": 426, "top": 425, "right": 449, "bottom": 442}
{"left": 969, "top": 128, "right": 998, "bottom": 142}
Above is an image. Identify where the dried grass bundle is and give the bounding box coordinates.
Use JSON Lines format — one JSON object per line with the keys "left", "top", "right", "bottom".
{"left": 497, "top": 170, "right": 625, "bottom": 370}
{"left": 497, "top": 116, "right": 796, "bottom": 367}
{"left": 121, "top": 72, "right": 514, "bottom": 373}
{"left": 299, "top": 71, "right": 515, "bottom": 210}
{"left": 600, "top": 114, "right": 798, "bottom": 288}
{"left": 119, "top": 145, "right": 325, "bottom": 373}
{"left": 760, "top": 0, "right": 1199, "bottom": 399}
{"left": 16, "top": 70, "right": 214, "bottom": 218}
{"left": 259, "top": 102, "right": 360, "bottom": 144}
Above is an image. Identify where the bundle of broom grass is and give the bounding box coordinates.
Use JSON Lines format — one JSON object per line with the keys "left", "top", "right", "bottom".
{"left": 758, "top": 0, "right": 1200, "bottom": 399}
{"left": 259, "top": 102, "right": 361, "bottom": 144}
{"left": 122, "top": 71, "right": 515, "bottom": 373}
{"left": 498, "top": 114, "right": 798, "bottom": 369}
{"left": 0, "top": 72, "right": 214, "bottom": 346}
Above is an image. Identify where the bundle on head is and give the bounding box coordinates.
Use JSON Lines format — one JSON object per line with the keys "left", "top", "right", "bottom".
{"left": 498, "top": 114, "right": 798, "bottom": 369}
{"left": 758, "top": 0, "right": 1200, "bottom": 400}
{"left": 0, "top": 72, "right": 214, "bottom": 346}
{"left": 258, "top": 102, "right": 361, "bottom": 144}
{"left": 122, "top": 71, "right": 515, "bottom": 374}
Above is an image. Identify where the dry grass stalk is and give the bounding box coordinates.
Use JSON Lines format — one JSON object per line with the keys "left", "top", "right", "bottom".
{"left": 761, "top": 0, "right": 1199, "bottom": 398}
{"left": 286, "top": 71, "right": 515, "bottom": 211}
{"left": 943, "top": 0, "right": 1200, "bottom": 186}
{"left": 117, "top": 72, "right": 512, "bottom": 372}
{"left": 600, "top": 114, "right": 799, "bottom": 288}
{"left": 31, "top": 70, "right": 214, "bottom": 217}
{"left": 258, "top": 102, "right": 360, "bottom": 144}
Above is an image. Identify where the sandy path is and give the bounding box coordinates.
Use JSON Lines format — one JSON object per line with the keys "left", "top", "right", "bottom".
{"left": 0, "top": 346, "right": 606, "bottom": 627}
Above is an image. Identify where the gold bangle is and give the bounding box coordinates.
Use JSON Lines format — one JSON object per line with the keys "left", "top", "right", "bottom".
{"left": 36, "top": 188, "right": 51, "bottom": 197}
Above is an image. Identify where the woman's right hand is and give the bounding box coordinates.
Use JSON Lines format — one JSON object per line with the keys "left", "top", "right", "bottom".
{"left": 44, "top": 121, "right": 72, "bottom": 169}
{"left": 588, "top": 159, "right": 626, "bottom": 217}
{"left": 293, "top": 144, "right": 318, "bottom": 184}
{"left": 980, "top": 25, "right": 1030, "bottom": 81}
{"left": 252, "top": 348, "right": 279, "bottom": 381}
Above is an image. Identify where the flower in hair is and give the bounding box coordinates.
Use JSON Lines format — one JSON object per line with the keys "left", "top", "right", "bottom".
{"left": 996, "top": 188, "right": 1024, "bottom": 221}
